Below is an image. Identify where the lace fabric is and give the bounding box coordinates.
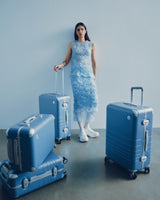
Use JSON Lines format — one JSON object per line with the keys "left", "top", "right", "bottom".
{"left": 70, "top": 40, "right": 98, "bottom": 123}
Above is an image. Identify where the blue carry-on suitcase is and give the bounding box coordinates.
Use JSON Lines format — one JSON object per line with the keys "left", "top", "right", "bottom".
{"left": 39, "top": 94, "right": 71, "bottom": 144}
{"left": 105, "top": 87, "right": 153, "bottom": 179}
{"left": 7, "top": 114, "right": 55, "bottom": 172}
{"left": 39, "top": 69, "right": 71, "bottom": 144}
{"left": 0, "top": 151, "right": 67, "bottom": 198}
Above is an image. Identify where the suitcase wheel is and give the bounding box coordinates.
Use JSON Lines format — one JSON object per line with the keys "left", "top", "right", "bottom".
{"left": 104, "top": 156, "right": 111, "bottom": 165}
{"left": 67, "top": 136, "right": 71, "bottom": 140}
{"left": 63, "top": 170, "right": 67, "bottom": 178}
{"left": 56, "top": 139, "right": 61, "bottom": 144}
{"left": 63, "top": 157, "right": 68, "bottom": 164}
{"left": 144, "top": 167, "right": 150, "bottom": 174}
{"left": 129, "top": 172, "right": 137, "bottom": 180}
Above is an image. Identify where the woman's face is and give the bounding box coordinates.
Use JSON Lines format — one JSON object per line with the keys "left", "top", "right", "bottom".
{"left": 76, "top": 25, "right": 87, "bottom": 39}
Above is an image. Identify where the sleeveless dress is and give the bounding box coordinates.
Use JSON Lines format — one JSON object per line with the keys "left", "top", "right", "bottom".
{"left": 70, "top": 40, "right": 98, "bottom": 123}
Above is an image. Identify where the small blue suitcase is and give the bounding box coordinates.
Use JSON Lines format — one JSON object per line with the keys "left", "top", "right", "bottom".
{"left": 105, "top": 87, "right": 153, "bottom": 179}
{"left": 39, "top": 93, "right": 71, "bottom": 144}
{"left": 0, "top": 151, "right": 67, "bottom": 198}
{"left": 7, "top": 114, "right": 55, "bottom": 172}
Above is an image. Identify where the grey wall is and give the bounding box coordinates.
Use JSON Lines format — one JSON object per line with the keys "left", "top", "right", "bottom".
{"left": 0, "top": 0, "right": 160, "bottom": 129}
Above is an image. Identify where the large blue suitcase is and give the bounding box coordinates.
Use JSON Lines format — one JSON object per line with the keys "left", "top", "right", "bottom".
{"left": 39, "top": 93, "right": 71, "bottom": 144}
{"left": 105, "top": 87, "right": 153, "bottom": 179}
{"left": 0, "top": 151, "right": 67, "bottom": 198}
{"left": 7, "top": 114, "right": 55, "bottom": 172}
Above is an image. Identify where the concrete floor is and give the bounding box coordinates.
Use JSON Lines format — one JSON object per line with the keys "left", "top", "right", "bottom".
{"left": 0, "top": 128, "right": 160, "bottom": 200}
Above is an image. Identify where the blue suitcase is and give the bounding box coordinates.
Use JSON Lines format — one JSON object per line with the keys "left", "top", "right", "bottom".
{"left": 39, "top": 93, "right": 71, "bottom": 144}
{"left": 7, "top": 114, "right": 55, "bottom": 172}
{"left": 105, "top": 87, "right": 153, "bottom": 179}
{"left": 0, "top": 151, "right": 67, "bottom": 198}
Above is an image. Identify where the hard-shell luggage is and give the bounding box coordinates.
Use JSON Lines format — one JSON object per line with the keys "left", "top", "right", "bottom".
{"left": 39, "top": 93, "right": 71, "bottom": 144}
{"left": 7, "top": 114, "right": 55, "bottom": 172}
{"left": 105, "top": 87, "right": 153, "bottom": 179}
{"left": 39, "top": 69, "right": 71, "bottom": 144}
{"left": 0, "top": 151, "right": 67, "bottom": 198}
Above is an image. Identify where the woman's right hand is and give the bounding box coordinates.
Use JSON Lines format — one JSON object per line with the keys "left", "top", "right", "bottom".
{"left": 54, "top": 65, "right": 61, "bottom": 72}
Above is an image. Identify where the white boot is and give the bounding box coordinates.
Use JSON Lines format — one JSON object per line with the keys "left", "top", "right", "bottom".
{"left": 84, "top": 113, "right": 99, "bottom": 138}
{"left": 79, "top": 130, "right": 88, "bottom": 143}
{"left": 84, "top": 124, "right": 99, "bottom": 138}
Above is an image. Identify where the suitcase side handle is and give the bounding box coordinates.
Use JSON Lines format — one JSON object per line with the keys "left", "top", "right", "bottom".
{"left": 65, "top": 110, "right": 68, "bottom": 126}
{"left": 1, "top": 163, "right": 10, "bottom": 180}
{"left": 24, "top": 116, "right": 37, "bottom": 124}
{"left": 131, "top": 87, "right": 143, "bottom": 106}
{"left": 20, "top": 115, "right": 38, "bottom": 126}
{"left": 144, "top": 130, "right": 149, "bottom": 151}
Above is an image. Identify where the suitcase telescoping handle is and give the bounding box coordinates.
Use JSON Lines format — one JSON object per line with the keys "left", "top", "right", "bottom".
{"left": 131, "top": 87, "right": 143, "bottom": 106}
{"left": 55, "top": 68, "right": 64, "bottom": 96}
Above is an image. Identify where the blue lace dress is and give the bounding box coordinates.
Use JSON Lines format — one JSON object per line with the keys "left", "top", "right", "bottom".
{"left": 70, "top": 40, "right": 98, "bottom": 123}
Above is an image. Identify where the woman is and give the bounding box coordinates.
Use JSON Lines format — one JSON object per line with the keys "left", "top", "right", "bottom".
{"left": 54, "top": 22, "right": 99, "bottom": 143}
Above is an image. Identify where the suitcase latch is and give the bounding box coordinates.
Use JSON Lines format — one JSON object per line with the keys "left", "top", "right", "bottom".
{"left": 63, "top": 128, "right": 68, "bottom": 134}
{"left": 52, "top": 167, "right": 58, "bottom": 177}
{"left": 22, "top": 178, "right": 29, "bottom": 188}
{"left": 140, "top": 156, "right": 147, "bottom": 162}
{"left": 142, "top": 119, "right": 149, "bottom": 126}
{"left": 62, "top": 103, "right": 68, "bottom": 108}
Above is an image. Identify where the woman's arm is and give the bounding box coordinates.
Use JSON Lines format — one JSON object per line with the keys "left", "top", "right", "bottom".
{"left": 91, "top": 42, "right": 97, "bottom": 82}
{"left": 54, "top": 42, "right": 72, "bottom": 72}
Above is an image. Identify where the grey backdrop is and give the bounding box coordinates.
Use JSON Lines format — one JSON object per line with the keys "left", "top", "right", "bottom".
{"left": 0, "top": 0, "right": 160, "bottom": 129}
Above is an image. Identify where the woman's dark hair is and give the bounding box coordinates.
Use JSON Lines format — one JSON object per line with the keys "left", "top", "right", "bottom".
{"left": 74, "top": 22, "right": 91, "bottom": 41}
